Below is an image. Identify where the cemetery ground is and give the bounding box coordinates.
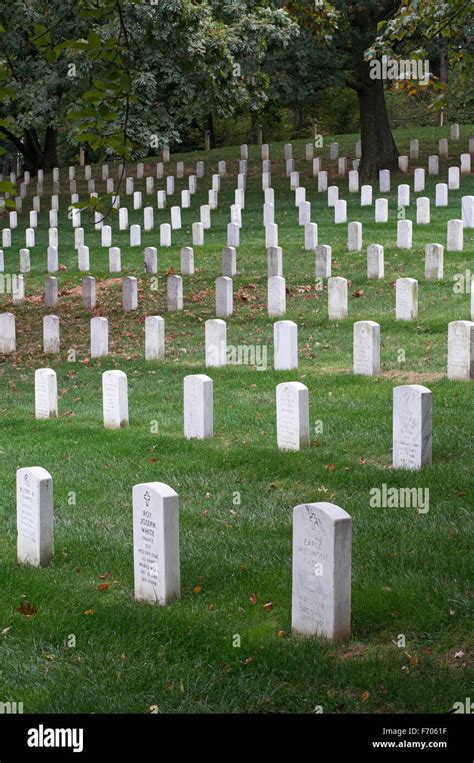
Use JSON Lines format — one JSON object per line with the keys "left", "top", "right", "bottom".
{"left": 0, "top": 125, "right": 472, "bottom": 714}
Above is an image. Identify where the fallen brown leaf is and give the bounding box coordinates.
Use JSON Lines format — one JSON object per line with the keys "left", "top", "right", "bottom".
{"left": 16, "top": 602, "right": 37, "bottom": 617}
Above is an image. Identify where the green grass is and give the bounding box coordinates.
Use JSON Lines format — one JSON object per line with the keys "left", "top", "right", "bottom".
{"left": 0, "top": 124, "right": 472, "bottom": 714}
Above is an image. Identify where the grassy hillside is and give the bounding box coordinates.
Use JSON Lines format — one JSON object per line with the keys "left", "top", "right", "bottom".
{"left": 0, "top": 125, "right": 472, "bottom": 713}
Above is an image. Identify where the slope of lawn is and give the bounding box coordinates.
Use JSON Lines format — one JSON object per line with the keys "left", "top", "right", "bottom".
{"left": 0, "top": 124, "right": 472, "bottom": 713}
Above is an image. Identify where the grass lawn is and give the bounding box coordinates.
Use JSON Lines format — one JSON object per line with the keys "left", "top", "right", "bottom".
{"left": 0, "top": 125, "right": 472, "bottom": 714}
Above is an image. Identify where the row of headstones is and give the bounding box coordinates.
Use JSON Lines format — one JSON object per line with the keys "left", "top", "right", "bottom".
{"left": 1, "top": 204, "right": 472, "bottom": 271}
{"left": 284, "top": 189, "right": 473, "bottom": 236}
{"left": 260, "top": 150, "right": 472, "bottom": 184}
{"left": 4, "top": 121, "right": 467, "bottom": 189}
{"left": 3, "top": 156, "right": 214, "bottom": 201}
{"left": 293, "top": 171, "right": 469, "bottom": 203}
{"left": 3, "top": 313, "right": 473, "bottom": 381}
{"left": 229, "top": 216, "right": 470, "bottom": 252}
{"left": 0, "top": 240, "right": 455, "bottom": 297}
{"left": 15, "top": 465, "right": 351, "bottom": 640}
{"left": 29, "top": 317, "right": 474, "bottom": 430}
{"left": 8, "top": 132, "right": 473, "bottom": 221}
{"left": 4, "top": 262, "right": 470, "bottom": 326}
{"left": 7, "top": 151, "right": 472, "bottom": 233}
{"left": 5, "top": 123, "right": 473, "bottom": 205}
{"left": 3, "top": 176, "right": 223, "bottom": 231}
{"left": 5, "top": 153, "right": 259, "bottom": 218}
{"left": 2, "top": 176, "right": 249, "bottom": 253}
{"left": 5, "top": 162, "right": 472, "bottom": 254}
{"left": 16, "top": 376, "right": 458, "bottom": 635}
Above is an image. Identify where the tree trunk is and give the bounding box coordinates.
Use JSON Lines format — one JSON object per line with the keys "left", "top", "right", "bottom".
{"left": 439, "top": 42, "right": 448, "bottom": 126}
{"left": 23, "top": 129, "right": 43, "bottom": 175}
{"left": 345, "top": 0, "right": 401, "bottom": 181}
{"left": 0, "top": 126, "right": 58, "bottom": 176}
{"left": 250, "top": 112, "right": 258, "bottom": 144}
{"left": 42, "top": 126, "right": 58, "bottom": 170}
{"left": 357, "top": 76, "right": 399, "bottom": 181}
{"left": 206, "top": 113, "right": 215, "bottom": 149}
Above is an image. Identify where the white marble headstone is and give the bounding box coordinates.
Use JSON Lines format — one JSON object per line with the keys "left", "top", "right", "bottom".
{"left": 292, "top": 502, "right": 351, "bottom": 640}
{"left": 17, "top": 466, "right": 54, "bottom": 567}
{"left": 145, "top": 316, "right": 165, "bottom": 361}
{"left": 276, "top": 382, "right": 309, "bottom": 451}
{"left": 102, "top": 370, "right": 129, "bottom": 429}
{"left": 447, "top": 321, "right": 474, "bottom": 381}
{"left": 367, "top": 244, "right": 384, "bottom": 279}
{"left": 205, "top": 319, "right": 227, "bottom": 368}
{"left": 328, "top": 277, "right": 348, "bottom": 320}
{"left": 393, "top": 385, "right": 432, "bottom": 469}
{"left": 353, "top": 321, "right": 380, "bottom": 376}
{"left": 274, "top": 320, "right": 298, "bottom": 371}
{"left": 424, "top": 244, "right": 443, "bottom": 280}
{"left": 35, "top": 368, "right": 58, "bottom": 419}
{"left": 184, "top": 374, "right": 213, "bottom": 439}
{"left": 315, "top": 245, "right": 331, "bottom": 279}
{"left": 133, "top": 482, "right": 180, "bottom": 604}
{"left": 268, "top": 276, "right": 286, "bottom": 317}
{"left": 396, "top": 278, "right": 418, "bottom": 320}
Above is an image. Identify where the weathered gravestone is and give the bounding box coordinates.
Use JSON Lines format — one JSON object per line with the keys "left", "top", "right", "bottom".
{"left": 424, "top": 244, "right": 444, "bottom": 280}
{"left": 292, "top": 502, "right": 351, "bottom": 640}
{"left": 109, "top": 247, "right": 121, "bottom": 273}
{"left": 375, "top": 198, "right": 388, "bottom": 223}
{"left": 447, "top": 219, "right": 463, "bottom": 251}
{"left": 222, "top": 247, "right": 237, "bottom": 277}
{"left": 396, "top": 278, "right": 418, "bottom": 321}
{"left": 122, "top": 276, "right": 138, "bottom": 312}
{"left": 43, "top": 315, "right": 60, "bottom": 355}
{"left": 184, "top": 374, "right": 213, "bottom": 439}
{"left": 215, "top": 276, "right": 233, "bottom": 318}
{"left": 91, "top": 317, "right": 108, "bottom": 358}
{"left": 397, "top": 220, "right": 413, "bottom": 249}
{"left": 416, "top": 197, "right": 430, "bottom": 224}
{"left": 348, "top": 222, "right": 362, "bottom": 252}
{"left": 367, "top": 244, "right": 384, "bottom": 279}
{"left": 17, "top": 466, "right": 54, "bottom": 567}
{"left": 328, "top": 277, "right": 348, "bottom": 320}
{"left": 205, "top": 319, "right": 227, "bottom": 368}
{"left": 267, "top": 247, "right": 283, "bottom": 278}
{"left": 180, "top": 247, "right": 194, "bottom": 276}
{"left": 144, "top": 247, "right": 158, "bottom": 275}
{"left": 315, "top": 245, "right": 331, "bottom": 278}
{"left": 145, "top": 316, "right": 165, "bottom": 361}
{"left": 447, "top": 321, "right": 474, "bottom": 381}
{"left": 274, "top": 320, "right": 298, "bottom": 371}
{"left": 102, "top": 370, "right": 129, "bottom": 429}
{"left": 268, "top": 276, "right": 286, "bottom": 317}
{"left": 353, "top": 321, "right": 380, "bottom": 376}
{"left": 35, "top": 368, "right": 58, "bottom": 419}
{"left": 82, "top": 277, "right": 96, "bottom": 310}
{"left": 393, "top": 385, "right": 432, "bottom": 470}
{"left": 276, "top": 381, "right": 309, "bottom": 451}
